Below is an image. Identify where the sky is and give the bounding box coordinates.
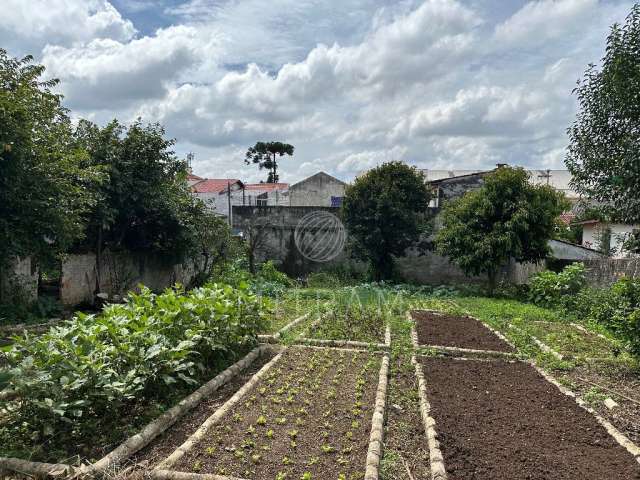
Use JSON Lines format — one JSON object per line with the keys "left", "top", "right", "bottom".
{"left": 0, "top": 0, "right": 634, "bottom": 183}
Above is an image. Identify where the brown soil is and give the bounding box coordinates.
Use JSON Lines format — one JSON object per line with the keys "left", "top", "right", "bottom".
{"left": 420, "top": 357, "right": 640, "bottom": 480}
{"left": 123, "top": 351, "right": 276, "bottom": 478}
{"left": 380, "top": 355, "right": 430, "bottom": 480}
{"left": 560, "top": 362, "right": 640, "bottom": 445}
{"left": 412, "top": 310, "right": 513, "bottom": 352}
{"left": 174, "top": 348, "right": 381, "bottom": 479}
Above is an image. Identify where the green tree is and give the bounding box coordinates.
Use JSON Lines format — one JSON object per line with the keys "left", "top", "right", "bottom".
{"left": 436, "top": 167, "right": 569, "bottom": 292}
{"left": 0, "top": 50, "right": 100, "bottom": 269}
{"left": 245, "top": 141, "right": 294, "bottom": 183}
{"left": 74, "top": 119, "right": 232, "bottom": 282}
{"left": 566, "top": 4, "right": 640, "bottom": 223}
{"left": 342, "top": 162, "right": 431, "bottom": 280}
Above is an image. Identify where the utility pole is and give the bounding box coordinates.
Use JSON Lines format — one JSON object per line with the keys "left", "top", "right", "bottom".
{"left": 227, "top": 181, "right": 232, "bottom": 228}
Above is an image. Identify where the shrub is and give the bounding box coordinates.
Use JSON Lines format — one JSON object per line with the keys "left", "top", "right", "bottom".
{"left": 529, "top": 263, "right": 586, "bottom": 309}
{"left": 1, "top": 283, "right": 267, "bottom": 457}
{"left": 589, "top": 277, "right": 640, "bottom": 355}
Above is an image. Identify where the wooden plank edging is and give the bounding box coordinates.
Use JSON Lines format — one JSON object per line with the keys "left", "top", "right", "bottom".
{"left": 412, "top": 355, "right": 447, "bottom": 480}
{"left": 154, "top": 349, "right": 285, "bottom": 472}
{"left": 531, "top": 362, "right": 640, "bottom": 464}
{"left": 364, "top": 353, "right": 390, "bottom": 480}
{"left": 88, "top": 345, "right": 270, "bottom": 474}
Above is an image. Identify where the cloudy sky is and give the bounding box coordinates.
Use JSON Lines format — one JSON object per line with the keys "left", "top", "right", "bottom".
{"left": 1, "top": 0, "right": 633, "bottom": 183}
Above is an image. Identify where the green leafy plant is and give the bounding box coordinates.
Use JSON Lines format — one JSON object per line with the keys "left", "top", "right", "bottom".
{"left": 1, "top": 282, "right": 267, "bottom": 460}
{"left": 529, "top": 263, "right": 587, "bottom": 309}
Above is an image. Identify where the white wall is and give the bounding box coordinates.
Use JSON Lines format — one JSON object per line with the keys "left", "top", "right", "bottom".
{"left": 583, "top": 223, "right": 639, "bottom": 258}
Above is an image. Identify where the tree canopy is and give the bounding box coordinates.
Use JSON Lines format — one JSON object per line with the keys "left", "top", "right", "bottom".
{"left": 342, "top": 161, "right": 431, "bottom": 280}
{"left": 0, "top": 49, "right": 101, "bottom": 267}
{"left": 566, "top": 4, "right": 640, "bottom": 224}
{"left": 244, "top": 141, "right": 294, "bottom": 183}
{"left": 73, "top": 118, "right": 231, "bottom": 263}
{"left": 436, "top": 167, "right": 569, "bottom": 290}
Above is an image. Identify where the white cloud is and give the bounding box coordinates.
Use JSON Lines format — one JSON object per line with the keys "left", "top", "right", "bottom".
{"left": 0, "top": 0, "right": 136, "bottom": 55}
{"left": 4, "top": 0, "right": 635, "bottom": 183}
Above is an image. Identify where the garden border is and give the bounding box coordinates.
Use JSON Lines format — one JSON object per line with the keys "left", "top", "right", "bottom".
{"left": 0, "top": 345, "right": 272, "bottom": 479}
{"left": 293, "top": 322, "right": 391, "bottom": 351}
{"left": 152, "top": 346, "right": 391, "bottom": 480}
{"left": 412, "top": 354, "right": 447, "bottom": 480}
{"left": 530, "top": 361, "right": 640, "bottom": 464}
{"left": 257, "top": 312, "right": 309, "bottom": 344}
{"left": 508, "top": 323, "right": 564, "bottom": 360}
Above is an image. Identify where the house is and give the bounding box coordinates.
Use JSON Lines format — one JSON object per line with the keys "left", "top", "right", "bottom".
{"left": 186, "top": 172, "right": 205, "bottom": 186}
{"left": 288, "top": 171, "right": 346, "bottom": 207}
{"left": 576, "top": 220, "right": 639, "bottom": 258}
{"left": 191, "top": 179, "right": 244, "bottom": 217}
{"left": 243, "top": 183, "right": 289, "bottom": 207}
{"left": 425, "top": 167, "right": 579, "bottom": 209}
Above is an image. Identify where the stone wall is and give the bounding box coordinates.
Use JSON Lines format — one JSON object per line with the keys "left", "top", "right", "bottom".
{"left": 233, "top": 205, "right": 349, "bottom": 277}
{"left": 60, "top": 250, "right": 202, "bottom": 306}
{"left": 0, "top": 257, "right": 38, "bottom": 304}
{"left": 584, "top": 258, "right": 640, "bottom": 287}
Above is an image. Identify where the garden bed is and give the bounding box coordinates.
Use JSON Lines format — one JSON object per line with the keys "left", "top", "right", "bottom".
{"left": 165, "top": 347, "right": 385, "bottom": 479}
{"left": 520, "top": 320, "right": 617, "bottom": 359}
{"left": 419, "top": 357, "right": 640, "bottom": 479}
{"left": 412, "top": 310, "right": 514, "bottom": 353}
{"left": 305, "top": 308, "right": 387, "bottom": 345}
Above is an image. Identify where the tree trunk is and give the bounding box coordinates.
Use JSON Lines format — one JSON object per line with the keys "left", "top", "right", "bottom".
{"left": 487, "top": 269, "right": 497, "bottom": 296}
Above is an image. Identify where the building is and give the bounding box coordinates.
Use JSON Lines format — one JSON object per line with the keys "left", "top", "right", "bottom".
{"left": 577, "top": 220, "right": 639, "bottom": 258}
{"left": 242, "top": 183, "right": 289, "bottom": 207}
{"left": 191, "top": 179, "right": 244, "bottom": 216}
{"left": 186, "top": 173, "right": 205, "bottom": 186}
{"left": 288, "top": 171, "right": 346, "bottom": 207}
{"left": 424, "top": 167, "right": 579, "bottom": 208}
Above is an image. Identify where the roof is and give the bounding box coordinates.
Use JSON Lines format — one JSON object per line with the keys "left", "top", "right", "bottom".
{"left": 558, "top": 212, "right": 576, "bottom": 225}
{"left": 244, "top": 183, "right": 289, "bottom": 191}
{"left": 549, "top": 239, "right": 604, "bottom": 259}
{"left": 421, "top": 169, "right": 488, "bottom": 182}
{"left": 192, "top": 179, "right": 242, "bottom": 193}
{"left": 187, "top": 173, "right": 204, "bottom": 181}
{"left": 573, "top": 219, "right": 601, "bottom": 226}
{"left": 290, "top": 171, "right": 346, "bottom": 189}
{"left": 427, "top": 169, "right": 495, "bottom": 184}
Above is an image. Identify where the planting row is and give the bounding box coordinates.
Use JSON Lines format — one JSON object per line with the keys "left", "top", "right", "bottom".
{"left": 164, "top": 347, "right": 384, "bottom": 479}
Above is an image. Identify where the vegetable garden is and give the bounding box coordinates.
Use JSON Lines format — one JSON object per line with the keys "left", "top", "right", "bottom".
{"left": 1, "top": 281, "right": 639, "bottom": 479}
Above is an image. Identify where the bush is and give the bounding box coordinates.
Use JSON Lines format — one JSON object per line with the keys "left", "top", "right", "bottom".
{"left": 589, "top": 277, "right": 640, "bottom": 355}
{"left": 529, "top": 263, "right": 586, "bottom": 309}
{"left": 1, "top": 283, "right": 267, "bottom": 458}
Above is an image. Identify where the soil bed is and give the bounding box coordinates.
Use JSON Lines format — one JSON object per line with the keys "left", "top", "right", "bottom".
{"left": 420, "top": 357, "right": 640, "bottom": 480}
{"left": 559, "top": 362, "right": 640, "bottom": 445}
{"left": 306, "top": 309, "right": 385, "bottom": 344}
{"left": 174, "top": 347, "right": 381, "bottom": 479}
{"left": 126, "top": 350, "right": 277, "bottom": 473}
{"left": 412, "top": 310, "right": 513, "bottom": 352}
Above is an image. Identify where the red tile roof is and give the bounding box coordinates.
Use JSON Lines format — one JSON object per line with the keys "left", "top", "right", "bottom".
{"left": 244, "top": 183, "right": 289, "bottom": 191}
{"left": 559, "top": 212, "right": 576, "bottom": 225}
{"left": 187, "top": 173, "right": 204, "bottom": 181}
{"left": 192, "top": 179, "right": 241, "bottom": 193}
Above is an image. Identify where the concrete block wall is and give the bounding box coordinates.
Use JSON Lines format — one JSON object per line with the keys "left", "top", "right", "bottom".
{"left": 0, "top": 257, "right": 38, "bottom": 304}
{"left": 584, "top": 258, "right": 640, "bottom": 287}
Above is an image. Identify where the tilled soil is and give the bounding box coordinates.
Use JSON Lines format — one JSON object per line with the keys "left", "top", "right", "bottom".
{"left": 412, "top": 310, "right": 513, "bottom": 352}
{"left": 124, "top": 350, "right": 276, "bottom": 477}
{"left": 174, "top": 347, "right": 381, "bottom": 479}
{"left": 420, "top": 357, "right": 640, "bottom": 480}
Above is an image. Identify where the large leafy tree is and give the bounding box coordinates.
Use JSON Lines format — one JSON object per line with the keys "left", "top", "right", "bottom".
{"left": 245, "top": 141, "right": 294, "bottom": 183}
{"left": 0, "top": 49, "right": 100, "bottom": 268}
{"left": 74, "top": 119, "right": 232, "bottom": 271}
{"left": 566, "top": 5, "right": 640, "bottom": 223}
{"left": 436, "top": 167, "right": 569, "bottom": 291}
{"left": 342, "top": 162, "right": 430, "bottom": 280}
